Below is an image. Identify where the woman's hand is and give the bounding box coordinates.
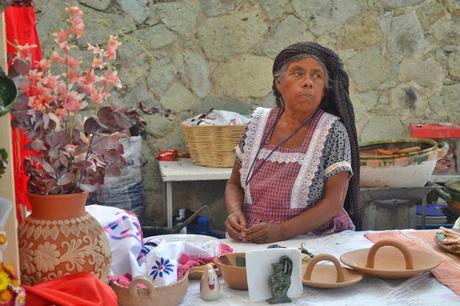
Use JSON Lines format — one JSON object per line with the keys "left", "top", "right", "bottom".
{"left": 225, "top": 211, "right": 247, "bottom": 241}
{"left": 243, "top": 222, "right": 284, "bottom": 244}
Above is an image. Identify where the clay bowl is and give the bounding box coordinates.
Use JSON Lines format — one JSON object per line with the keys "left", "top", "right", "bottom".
{"left": 213, "top": 252, "right": 248, "bottom": 290}
{"left": 110, "top": 271, "right": 189, "bottom": 306}
{"left": 359, "top": 139, "right": 447, "bottom": 188}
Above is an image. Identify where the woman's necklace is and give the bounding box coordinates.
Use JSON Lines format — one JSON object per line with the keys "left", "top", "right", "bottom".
{"left": 245, "top": 108, "right": 318, "bottom": 186}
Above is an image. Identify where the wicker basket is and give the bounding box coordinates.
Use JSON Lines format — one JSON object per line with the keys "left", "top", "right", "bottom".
{"left": 181, "top": 124, "right": 246, "bottom": 167}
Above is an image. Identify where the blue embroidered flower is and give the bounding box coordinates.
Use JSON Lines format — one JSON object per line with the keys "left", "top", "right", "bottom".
{"left": 150, "top": 257, "right": 174, "bottom": 280}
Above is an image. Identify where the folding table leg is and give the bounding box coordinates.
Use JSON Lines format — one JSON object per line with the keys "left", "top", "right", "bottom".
{"left": 165, "top": 181, "right": 173, "bottom": 228}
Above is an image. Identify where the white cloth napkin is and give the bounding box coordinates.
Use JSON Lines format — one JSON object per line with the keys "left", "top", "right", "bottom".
{"left": 142, "top": 236, "right": 232, "bottom": 287}
{"left": 86, "top": 205, "right": 145, "bottom": 277}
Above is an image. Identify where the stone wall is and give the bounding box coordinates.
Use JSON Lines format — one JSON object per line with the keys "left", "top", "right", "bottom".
{"left": 33, "top": 0, "right": 460, "bottom": 230}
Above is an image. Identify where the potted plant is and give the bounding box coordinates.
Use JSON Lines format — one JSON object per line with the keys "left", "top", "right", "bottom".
{"left": 9, "top": 5, "right": 135, "bottom": 285}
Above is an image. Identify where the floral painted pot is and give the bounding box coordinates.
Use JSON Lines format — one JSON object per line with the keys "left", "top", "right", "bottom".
{"left": 360, "top": 139, "right": 447, "bottom": 188}
{"left": 18, "top": 192, "right": 111, "bottom": 285}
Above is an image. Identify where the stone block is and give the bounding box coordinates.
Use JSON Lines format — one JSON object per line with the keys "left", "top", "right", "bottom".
{"left": 212, "top": 55, "right": 273, "bottom": 98}
{"left": 336, "top": 11, "right": 384, "bottom": 49}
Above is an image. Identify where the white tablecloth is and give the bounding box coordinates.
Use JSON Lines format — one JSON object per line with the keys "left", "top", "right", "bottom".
{"left": 179, "top": 230, "right": 460, "bottom": 306}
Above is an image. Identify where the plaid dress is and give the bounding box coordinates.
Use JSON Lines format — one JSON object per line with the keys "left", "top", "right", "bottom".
{"left": 234, "top": 107, "right": 355, "bottom": 234}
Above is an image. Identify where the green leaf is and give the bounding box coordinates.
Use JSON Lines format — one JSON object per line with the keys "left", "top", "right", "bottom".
{"left": 0, "top": 76, "right": 18, "bottom": 117}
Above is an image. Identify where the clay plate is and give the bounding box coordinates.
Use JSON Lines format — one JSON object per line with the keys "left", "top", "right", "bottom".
{"left": 340, "top": 239, "right": 440, "bottom": 279}
{"left": 302, "top": 254, "right": 363, "bottom": 288}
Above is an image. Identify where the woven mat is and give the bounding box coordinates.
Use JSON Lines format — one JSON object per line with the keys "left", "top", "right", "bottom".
{"left": 365, "top": 230, "right": 460, "bottom": 296}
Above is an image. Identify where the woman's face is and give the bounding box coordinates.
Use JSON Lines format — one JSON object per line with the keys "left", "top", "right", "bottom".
{"left": 275, "top": 57, "right": 326, "bottom": 115}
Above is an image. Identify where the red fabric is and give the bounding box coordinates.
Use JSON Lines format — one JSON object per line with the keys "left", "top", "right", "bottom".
{"left": 4, "top": 6, "right": 42, "bottom": 220}
{"left": 23, "top": 272, "right": 118, "bottom": 306}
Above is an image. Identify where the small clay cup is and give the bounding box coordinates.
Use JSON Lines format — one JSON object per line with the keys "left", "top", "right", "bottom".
{"left": 213, "top": 252, "right": 248, "bottom": 290}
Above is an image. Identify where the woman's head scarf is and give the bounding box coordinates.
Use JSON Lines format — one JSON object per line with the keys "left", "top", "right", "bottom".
{"left": 272, "top": 41, "right": 361, "bottom": 229}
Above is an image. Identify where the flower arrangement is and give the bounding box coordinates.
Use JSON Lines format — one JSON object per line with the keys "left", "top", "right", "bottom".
{"left": 10, "top": 5, "right": 145, "bottom": 195}
{"left": 0, "top": 232, "right": 25, "bottom": 306}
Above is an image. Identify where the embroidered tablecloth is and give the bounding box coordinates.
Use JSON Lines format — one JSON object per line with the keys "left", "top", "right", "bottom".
{"left": 179, "top": 230, "right": 460, "bottom": 306}
{"left": 365, "top": 229, "right": 460, "bottom": 296}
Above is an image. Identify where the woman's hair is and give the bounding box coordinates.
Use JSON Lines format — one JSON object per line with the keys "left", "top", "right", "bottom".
{"left": 271, "top": 41, "right": 362, "bottom": 229}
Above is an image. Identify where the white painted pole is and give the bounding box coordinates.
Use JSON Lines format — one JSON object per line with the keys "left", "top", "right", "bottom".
{"left": 0, "top": 11, "right": 20, "bottom": 277}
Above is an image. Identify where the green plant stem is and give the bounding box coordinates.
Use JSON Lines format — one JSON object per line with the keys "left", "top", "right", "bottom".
{"left": 73, "top": 133, "right": 95, "bottom": 193}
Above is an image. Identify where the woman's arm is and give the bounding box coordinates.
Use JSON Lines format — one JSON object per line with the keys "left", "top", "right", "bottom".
{"left": 224, "top": 162, "right": 247, "bottom": 240}
{"left": 243, "top": 171, "right": 350, "bottom": 243}
{"left": 281, "top": 171, "right": 349, "bottom": 238}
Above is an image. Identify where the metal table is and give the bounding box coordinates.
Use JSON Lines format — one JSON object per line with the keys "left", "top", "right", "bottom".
{"left": 360, "top": 184, "right": 440, "bottom": 229}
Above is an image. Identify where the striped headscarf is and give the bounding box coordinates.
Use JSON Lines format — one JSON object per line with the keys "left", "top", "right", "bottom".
{"left": 272, "top": 41, "right": 361, "bottom": 229}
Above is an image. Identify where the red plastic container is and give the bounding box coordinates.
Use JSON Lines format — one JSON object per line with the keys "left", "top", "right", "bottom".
{"left": 409, "top": 123, "right": 460, "bottom": 139}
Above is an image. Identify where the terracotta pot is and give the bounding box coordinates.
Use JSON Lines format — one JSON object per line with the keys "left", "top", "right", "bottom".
{"left": 18, "top": 192, "right": 111, "bottom": 285}
{"left": 214, "top": 252, "right": 248, "bottom": 290}
{"left": 359, "top": 139, "right": 447, "bottom": 188}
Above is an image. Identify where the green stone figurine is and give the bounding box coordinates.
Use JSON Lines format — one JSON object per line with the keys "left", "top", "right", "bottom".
{"left": 266, "top": 255, "right": 293, "bottom": 304}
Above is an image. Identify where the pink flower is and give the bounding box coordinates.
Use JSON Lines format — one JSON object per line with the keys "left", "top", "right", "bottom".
{"left": 56, "top": 83, "right": 68, "bottom": 96}
{"left": 63, "top": 91, "right": 85, "bottom": 111}
{"left": 91, "top": 57, "right": 105, "bottom": 69}
{"left": 101, "top": 71, "right": 122, "bottom": 89}
{"left": 43, "top": 74, "right": 60, "bottom": 89}
{"left": 50, "top": 51, "right": 65, "bottom": 64}
{"left": 57, "top": 40, "right": 72, "bottom": 52}
{"left": 87, "top": 43, "right": 104, "bottom": 56}
{"left": 101, "top": 91, "right": 111, "bottom": 101}
{"left": 36, "top": 85, "right": 54, "bottom": 105}
{"left": 70, "top": 17, "right": 85, "bottom": 39}
{"left": 35, "top": 59, "right": 50, "bottom": 71}
{"left": 56, "top": 108, "right": 67, "bottom": 118}
{"left": 105, "top": 35, "right": 121, "bottom": 61}
{"left": 66, "top": 56, "right": 81, "bottom": 68}
{"left": 28, "top": 69, "right": 43, "bottom": 83}
{"left": 90, "top": 91, "right": 102, "bottom": 105}
{"left": 90, "top": 89, "right": 111, "bottom": 105}
{"left": 28, "top": 96, "right": 45, "bottom": 111}
{"left": 67, "top": 70, "right": 81, "bottom": 83}
{"left": 79, "top": 69, "right": 97, "bottom": 85}
{"left": 107, "top": 35, "right": 121, "bottom": 50}
{"left": 105, "top": 49, "right": 117, "bottom": 62}
{"left": 53, "top": 29, "right": 69, "bottom": 42}
{"left": 65, "top": 6, "right": 83, "bottom": 17}
{"left": 80, "top": 84, "right": 94, "bottom": 95}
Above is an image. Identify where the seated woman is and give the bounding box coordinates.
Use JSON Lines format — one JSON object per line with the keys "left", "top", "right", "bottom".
{"left": 225, "top": 41, "right": 361, "bottom": 244}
